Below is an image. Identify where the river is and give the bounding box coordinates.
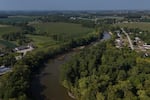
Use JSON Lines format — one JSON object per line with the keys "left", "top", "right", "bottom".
{"left": 31, "top": 32, "right": 111, "bottom": 100}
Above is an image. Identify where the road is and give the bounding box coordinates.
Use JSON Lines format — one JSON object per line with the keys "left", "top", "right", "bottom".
{"left": 121, "top": 28, "right": 134, "bottom": 50}
{"left": 0, "top": 67, "right": 12, "bottom": 75}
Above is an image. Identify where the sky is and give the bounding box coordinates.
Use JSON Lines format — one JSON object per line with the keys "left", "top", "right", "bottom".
{"left": 0, "top": 0, "right": 149, "bottom": 11}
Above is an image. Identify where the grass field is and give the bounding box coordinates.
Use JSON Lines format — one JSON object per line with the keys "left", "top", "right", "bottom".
{"left": 0, "top": 25, "right": 21, "bottom": 36}
{"left": 27, "top": 35, "right": 59, "bottom": 48}
{"left": 29, "top": 22, "right": 94, "bottom": 48}
{"left": 32, "top": 22, "right": 93, "bottom": 35}
{"left": 0, "top": 40, "right": 17, "bottom": 48}
{"left": 115, "top": 22, "right": 150, "bottom": 32}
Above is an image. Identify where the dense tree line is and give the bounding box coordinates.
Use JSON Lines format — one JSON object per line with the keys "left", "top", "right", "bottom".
{"left": 61, "top": 41, "right": 150, "bottom": 100}
{"left": 0, "top": 54, "right": 16, "bottom": 66}
{"left": 22, "top": 25, "right": 36, "bottom": 34}
{"left": 0, "top": 32, "right": 100, "bottom": 100}
{"left": 2, "top": 32, "right": 26, "bottom": 41}
{"left": 2, "top": 31, "right": 32, "bottom": 45}
{"left": 0, "top": 16, "right": 8, "bottom": 18}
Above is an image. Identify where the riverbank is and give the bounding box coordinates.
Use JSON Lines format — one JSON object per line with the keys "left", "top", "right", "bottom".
{"left": 30, "top": 51, "right": 77, "bottom": 100}
{"left": 30, "top": 32, "right": 111, "bottom": 100}
{"left": 68, "top": 92, "right": 76, "bottom": 99}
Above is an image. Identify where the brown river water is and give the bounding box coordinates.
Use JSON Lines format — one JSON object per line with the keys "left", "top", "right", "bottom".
{"left": 31, "top": 52, "right": 75, "bottom": 100}
{"left": 30, "top": 32, "right": 111, "bottom": 100}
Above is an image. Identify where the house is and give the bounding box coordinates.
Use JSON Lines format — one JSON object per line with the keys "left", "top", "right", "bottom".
{"left": 133, "top": 37, "right": 141, "bottom": 45}
{"left": 13, "top": 44, "right": 34, "bottom": 56}
{"left": 115, "top": 39, "right": 123, "bottom": 48}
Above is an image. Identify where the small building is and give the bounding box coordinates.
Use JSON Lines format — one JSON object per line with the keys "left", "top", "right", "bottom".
{"left": 135, "top": 37, "right": 140, "bottom": 41}
{"left": 70, "top": 17, "right": 76, "bottom": 20}
{"left": 13, "top": 44, "right": 34, "bottom": 56}
{"left": 115, "top": 39, "right": 123, "bottom": 48}
{"left": 134, "top": 37, "right": 141, "bottom": 45}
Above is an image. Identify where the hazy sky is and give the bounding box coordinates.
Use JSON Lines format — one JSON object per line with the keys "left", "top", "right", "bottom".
{"left": 0, "top": 0, "right": 149, "bottom": 11}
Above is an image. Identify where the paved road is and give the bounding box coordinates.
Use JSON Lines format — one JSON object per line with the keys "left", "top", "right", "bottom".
{"left": 121, "top": 28, "right": 134, "bottom": 50}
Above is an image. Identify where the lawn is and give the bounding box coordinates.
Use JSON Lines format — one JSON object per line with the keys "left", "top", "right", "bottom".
{"left": 115, "top": 22, "right": 150, "bottom": 32}
{"left": 31, "top": 22, "right": 93, "bottom": 35}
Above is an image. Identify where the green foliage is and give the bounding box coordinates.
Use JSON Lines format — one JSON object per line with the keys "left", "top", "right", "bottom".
{"left": 0, "top": 30, "right": 99, "bottom": 100}
{"left": 0, "top": 25, "right": 21, "bottom": 36}
{"left": 0, "top": 17, "right": 34, "bottom": 25}
{"left": 0, "top": 65, "right": 30, "bottom": 100}
{"left": 1, "top": 32, "right": 32, "bottom": 45}
{"left": 0, "top": 40, "right": 16, "bottom": 48}
{"left": 115, "top": 22, "right": 150, "bottom": 32}
{"left": 2, "top": 32, "right": 26, "bottom": 41}
{"left": 61, "top": 41, "right": 150, "bottom": 100}
{"left": 121, "top": 27, "right": 150, "bottom": 44}
{"left": 0, "top": 54, "right": 16, "bottom": 66}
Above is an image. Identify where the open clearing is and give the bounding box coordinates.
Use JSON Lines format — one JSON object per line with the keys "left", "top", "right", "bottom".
{"left": 27, "top": 35, "right": 59, "bottom": 48}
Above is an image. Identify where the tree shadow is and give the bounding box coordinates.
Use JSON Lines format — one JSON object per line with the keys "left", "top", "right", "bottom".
{"left": 29, "top": 73, "right": 51, "bottom": 100}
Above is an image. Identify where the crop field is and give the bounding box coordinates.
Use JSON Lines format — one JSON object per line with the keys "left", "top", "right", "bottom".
{"left": 115, "top": 22, "right": 150, "bottom": 32}
{"left": 32, "top": 22, "right": 93, "bottom": 35}
{"left": 0, "top": 22, "right": 94, "bottom": 48}
{"left": 29, "top": 22, "right": 94, "bottom": 48}
{"left": 0, "top": 25, "right": 21, "bottom": 36}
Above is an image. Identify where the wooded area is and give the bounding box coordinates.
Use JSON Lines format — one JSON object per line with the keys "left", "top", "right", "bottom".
{"left": 61, "top": 41, "right": 150, "bottom": 100}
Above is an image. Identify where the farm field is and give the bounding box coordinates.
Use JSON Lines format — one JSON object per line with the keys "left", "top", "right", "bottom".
{"left": 0, "top": 25, "right": 21, "bottom": 36}
{"left": 0, "top": 22, "right": 94, "bottom": 48}
{"left": 31, "top": 22, "right": 93, "bottom": 35}
{"left": 28, "top": 22, "right": 94, "bottom": 48}
{"left": 115, "top": 22, "right": 150, "bottom": 31}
